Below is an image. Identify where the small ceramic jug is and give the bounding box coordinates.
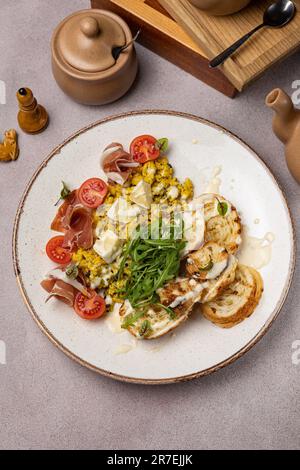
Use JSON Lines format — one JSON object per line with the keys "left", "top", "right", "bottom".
{"left": 266, "top": 88, "right": 300, "bottom": 184}
{"left": 189, "top": 0, "right": 251, "bottom": 15}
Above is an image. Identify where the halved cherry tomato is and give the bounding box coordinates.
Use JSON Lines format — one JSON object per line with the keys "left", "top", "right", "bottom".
{"left": 78, "top": 178, "right": 108, "bottom": 209}
{"left": 46, "top": 236, "right": 72, "bottom": 265}
{"left": 74, "top": 289, "right": 106, "bottom": 320}
{"left": 130, "top": 135, "right": 160, "bottom": 163}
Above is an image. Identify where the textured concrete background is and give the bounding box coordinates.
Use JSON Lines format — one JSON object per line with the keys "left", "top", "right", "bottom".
{"left": 1, "top": 0, "right": 300, "bottom": 450}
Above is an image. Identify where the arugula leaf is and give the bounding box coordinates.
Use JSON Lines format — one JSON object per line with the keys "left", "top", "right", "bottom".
{"left": 117, "top": 222, "right": 185, "bottom": 309}
{"left": 121, "top": 310, "right": 145, "bottom": 329}
{"left": 156, "top": 303, "right": 176, "bottom": 320}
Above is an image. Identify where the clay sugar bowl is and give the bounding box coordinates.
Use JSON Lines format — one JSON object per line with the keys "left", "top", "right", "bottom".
{"left": 51, "top": 9, "right": 138, "bottom": 105}
{"left": 189, "top": 0, "right": 252, "bottom": 16}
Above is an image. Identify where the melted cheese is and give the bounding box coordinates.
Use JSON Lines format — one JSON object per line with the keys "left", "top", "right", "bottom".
{"left": 169, "top": 283, "right": 207, "bottom": 308}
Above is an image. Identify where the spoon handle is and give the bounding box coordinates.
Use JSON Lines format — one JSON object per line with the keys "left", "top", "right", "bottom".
{"left": 209, "top": 23, "right": 264, "bottom": 68}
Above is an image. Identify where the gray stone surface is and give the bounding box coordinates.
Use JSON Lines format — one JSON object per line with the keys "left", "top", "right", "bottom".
{"left": 0, "top": 0, "right": 300, "bottom": 450}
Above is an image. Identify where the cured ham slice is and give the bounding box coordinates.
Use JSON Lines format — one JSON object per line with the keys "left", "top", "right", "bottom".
{"left": 62, "top": 204, "right": 93, "bottom": 250}
{"left": 41, "top": 267, "right": 89, "bottom": 306}
{"left": 51, "top": 190, "right": 93, "bottom": 250}
{"left": 101, "top": 142, "right": 139, "bottom": 185}
{"left": 41, "top": 278, "right": 76, "bottom": 307}
{"left": 51, "top": 190, "right": 79, "bottom": 233}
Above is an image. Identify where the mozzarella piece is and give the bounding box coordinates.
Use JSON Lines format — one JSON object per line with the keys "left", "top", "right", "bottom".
{"left": 130, "top": 180, "right": 152, "bottom": 209}
{"left": 93, "top": 229, "right": 123, "bottom": 264}
{"left": 107, "top": 197, "right": 141, "bottom": 224}
{"left": 45, "top": 269, "right": 88, "bottom": 295}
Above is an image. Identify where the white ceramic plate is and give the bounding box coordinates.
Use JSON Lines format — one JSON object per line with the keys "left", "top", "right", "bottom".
{"left": 13, "top": 111, "right": 295, "bottom": 384}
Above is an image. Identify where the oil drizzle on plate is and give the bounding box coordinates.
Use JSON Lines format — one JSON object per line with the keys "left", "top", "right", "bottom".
{"left": 238, "top": 227, "right": 275, "bottom": 269}
{"left": 114, "top": 339, "right": 138, "bottom": 355}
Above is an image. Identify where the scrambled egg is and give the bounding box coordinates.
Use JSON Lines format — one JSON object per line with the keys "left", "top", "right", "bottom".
{"left": 105, "top": 156, "right": 194, "bottom": 206}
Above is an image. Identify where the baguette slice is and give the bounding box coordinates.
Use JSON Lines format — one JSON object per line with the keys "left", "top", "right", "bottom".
{"left": 201, "top": 264, "right": 263, "bottom": 328}
{"left": 186, "top": 241, "right": 229, "bottom": 281}
{"left": 199, "top": 194, "right": 242, "bottom": 254}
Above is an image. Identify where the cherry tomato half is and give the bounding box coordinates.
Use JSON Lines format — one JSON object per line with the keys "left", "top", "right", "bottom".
{"left": 46, "top": 236, "right": 72, "bottom": 265}
{"left": 78, "top": 178, "right": 108, "bottom": 209}
{"left": 74, "top": 289, "right": 106, "bottom": 320}
{"left": 130, "top": 135, "right": 160, "bottom": 163}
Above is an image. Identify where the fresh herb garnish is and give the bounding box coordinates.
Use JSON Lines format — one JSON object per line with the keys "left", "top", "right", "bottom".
{"left": 139, "top": 320, "right": 152, "bottom": 337}
{"left": 55, "top": 181, "right": 71, "bottom": 206}
{"left": 118, "top": 223, "right": 186, "bottom": 309}
{"left": 156, "top": 303, "right": 176, "bottom": 320}
{"left": 199, "top": 258, "right": 214, "bottom": 272}
{"left": 121, "top": 310, "right": 145, "bottom": 329}
{"left": 217, "top": 200, "right": 228, "bottom": 216}
{"left": 65, "top": 263, "right": 79, "bottom": 279}
{"left": 156, "top": 138, "right": 169, "bottom": 154}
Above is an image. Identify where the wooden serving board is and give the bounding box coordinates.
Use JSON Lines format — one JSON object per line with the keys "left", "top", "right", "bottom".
{"left": 91, "top": 0, "right": 237, "bottom": 97}
{"left": 158, "top": 0, "right": 300, "bottom": 91}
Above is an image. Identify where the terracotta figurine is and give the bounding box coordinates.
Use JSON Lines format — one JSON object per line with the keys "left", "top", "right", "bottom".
{"left": 0, "top": 129, "right": 19, "bottom": 162}
{"left": 16, "top": 87, "right": 48, "bottom": 134}
{"left": 266, "top": 88, "right": 300, "bottom": 184}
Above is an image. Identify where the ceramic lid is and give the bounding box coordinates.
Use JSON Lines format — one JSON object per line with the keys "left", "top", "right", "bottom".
{"left": 56, "top": 11, "right": 126, "bottom": 73}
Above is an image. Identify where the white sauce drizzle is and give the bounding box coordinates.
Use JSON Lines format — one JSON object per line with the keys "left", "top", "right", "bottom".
{"left": 206, "top": 259, "right": 228, "bottom": 280}
{"left": 169, "top": 283, "right": 207, "bottom": 308}
{"left": 238, "top": 228, "right": 275, "bottom": 269}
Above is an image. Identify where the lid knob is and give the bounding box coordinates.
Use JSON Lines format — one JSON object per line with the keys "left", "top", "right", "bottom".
{"left": 80, "top": 17, "right": 100, "bottom": 38}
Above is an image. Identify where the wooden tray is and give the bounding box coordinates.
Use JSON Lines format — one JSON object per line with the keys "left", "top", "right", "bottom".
{"left": 91, "top": 0, "right": 237, "bottom": 97}
{"left": 158, "top": 0, "right": 300, "bottom": 91}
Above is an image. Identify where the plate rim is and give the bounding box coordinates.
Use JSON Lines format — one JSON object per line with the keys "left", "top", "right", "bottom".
{"left": 12, "top": 109, "right": 296, "bottom": 385}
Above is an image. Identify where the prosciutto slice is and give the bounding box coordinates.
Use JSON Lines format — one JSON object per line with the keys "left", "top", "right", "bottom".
{"left": 41, "top": 278, "right": 76, "bottom": 307}
{"left": 61, "top": 204, "right": 93, "bottom": 250}
{"left": 51, "top": 190, "right": 79, "bottom": 233}
{"left": 101, "top": 142, "right": 139, "bottom": 185}
{"left": 51, "top": 190, "right": 93, "bottom": 251}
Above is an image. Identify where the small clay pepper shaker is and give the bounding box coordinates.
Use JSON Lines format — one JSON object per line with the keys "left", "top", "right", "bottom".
{"left": 17, "top": 87, "right": 49, "bottom": 134}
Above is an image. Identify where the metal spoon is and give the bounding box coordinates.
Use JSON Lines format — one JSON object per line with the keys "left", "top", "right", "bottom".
{"left": 112, "top": 29, "right": 141, "bottom": 61}
{"left": 209, "top": 0, "right": 296, "bottom": 68}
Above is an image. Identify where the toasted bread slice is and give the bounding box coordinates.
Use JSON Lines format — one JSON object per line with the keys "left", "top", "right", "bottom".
{"left": 201, "top": 264, "right": 263, "bottom": 328}
{"left": 186, "top": 241, "right": 229, "bottom": 280}
{"left": 201, "top": 254, "right": 238, "bottom": 303}
{"left": 119, "top": 300, "right": 189, "bottom": 340}
{"left": 199, "top": 194, "right": 242, "bottom": 254}
{"left": 120, "top": 277, "right": 206, "bottom": 339}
